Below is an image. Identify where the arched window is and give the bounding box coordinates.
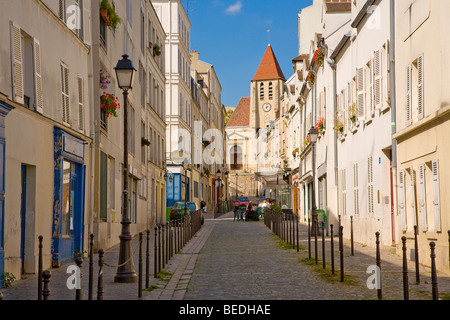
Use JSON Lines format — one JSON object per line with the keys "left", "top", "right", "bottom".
{"left": 230, "top": 145, "right": 243, "bottom": 170}
{"left": 260, "top": 83, "right": 264, "bottom": 100}
{"left": 269, "top": 82, "right": 273, "bottom": 100}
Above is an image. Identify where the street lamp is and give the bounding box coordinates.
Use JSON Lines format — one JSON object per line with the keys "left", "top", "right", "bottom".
{"left": 309, "top": 126, "right": 319, "bottom": 265}
{"left": 235, "top": 173, "right": 238, "bottom": 200}
{"left": 114, "top": 54, "right": 137, "bottom": 283}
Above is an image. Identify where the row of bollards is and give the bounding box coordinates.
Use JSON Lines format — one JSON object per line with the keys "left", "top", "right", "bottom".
{"left": 264, "top": 213, "right": 449, "bottom": 300}
{"left": 265, "top": 210, "right": 300, "bottom": 253}
{"left": 32, "top": 213, "right": 204, "bottom": 301}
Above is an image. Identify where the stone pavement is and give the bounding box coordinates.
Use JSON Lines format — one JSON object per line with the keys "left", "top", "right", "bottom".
{"left": 2, "top": 210, "right": 450, "bottom": 300}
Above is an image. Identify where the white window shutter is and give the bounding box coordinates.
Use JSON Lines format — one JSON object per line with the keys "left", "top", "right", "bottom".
{"left": 33, "top": 38, "right": 44, "bottom": 114}
{"left": 61, "top": 64, "right": 70, "bottom": 125}
{"left": 77, "top": 77, "right": 84, "bottom": 131}
{"left": 356, "top": 68, "right": 365, "bottom": 121}
{"left": 398, "top": 170, "right": 407, "bottom": 231}
{"left": 410, "top": 168, "right": 417, "bottom": 227}
{"left": 418, "top": 164, "right": 427, "bottom": 231}
{"left": 369, "top": 60, "right": 374, "bottom": 115}
{"left": 406, "top": 64, "right": 412, "bottom": 126}
{"left": 432, "top": 160, "right": 441, "bottom": 232}
{"left": 10, "top": 22, "right": 24, "bottom": 105}
{"left": 354, "top": 163, "right": 359, "bottom": 216}
{"left": 374, "top": 49, "right": 382, "bottom": 109}
{"left": 417, "top": 54, "right": 424, "bottom": 120}
{"left": 83, "top": 0, "right": 91, "bottom": 45}
{"left": 384, "top": 40, "right": 391, "bottom": 105}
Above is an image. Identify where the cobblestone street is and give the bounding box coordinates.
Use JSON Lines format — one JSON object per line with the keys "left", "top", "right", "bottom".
{"left": 2, "top": 211, "right": 450, "bottom": 301}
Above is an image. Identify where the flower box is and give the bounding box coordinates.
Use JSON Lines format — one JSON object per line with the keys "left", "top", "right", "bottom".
{"left": 100, "top": 93, "right": 120, "bottom": 118}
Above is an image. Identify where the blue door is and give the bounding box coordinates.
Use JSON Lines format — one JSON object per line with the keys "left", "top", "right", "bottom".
{"left": 59, "top": 161, "right": 84, "bottom": 264}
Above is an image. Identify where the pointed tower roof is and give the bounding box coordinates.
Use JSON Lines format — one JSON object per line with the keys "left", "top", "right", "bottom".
{"left": 252, "top": 44, "right": 286, "bottom": 82}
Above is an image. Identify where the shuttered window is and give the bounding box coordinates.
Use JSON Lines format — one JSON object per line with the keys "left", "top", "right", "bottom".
{"left": 77, "top": 77, "right": 84, "bottom": 131}
{"left": 406, "top": 64, "right": 412, "bottom": 126}
{"left": 33, "top": 39, "right": 43, "bottom": 113}
{"left": 11, "top": 22, "right": 24, "bottom": 104}
{"left": 418, "top": 164, "right": 427, "bottom": 231}
{"left": 61, "top": 63, "right": 70, "bottom": 125}
{"left": 374, "top": 49, "right": 382, "bottom": 109}
{"left": 398, "top": 170, "right": 407, "bottom": 231}
{"left": 354, "top": 163, "right": 359, "bottom": 216}
{"left": 410, "top": 168, "right": 417, "bottom": 228}
{"left": 356, "top": 68, "right": 365, "bottom": 121}
{"left": 431, "top": 160, "right": 441, "bottom": 232}
{"left": 417, "top": 54, "right": 424, "bottom": 120}
{"left": 368, "top": 157, "right": 374, "bottom": 214}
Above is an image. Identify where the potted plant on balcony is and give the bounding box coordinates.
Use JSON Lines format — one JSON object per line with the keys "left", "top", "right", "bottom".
{"left": 153, "top": 44, "right": 162, "bottom": 57}
{"left": 100, "top": 93, "right": 120, "bottom": 118}
{"left": 349, "top": 103, "right": 357, "bottom": 124}
{"left": 306, "top": 71, "right": 315, "bottom": 86}
{"left": 316, "top": 117, "right": 325, "bottom": 134}
{"left": 313, "top": 48, "right": 324, "bottom": 67}
{"left": 100, "top": 0, "right": 122, "bottom": 31}
{"left": 333, "top": 118, "right": 344, "bottom": 133}
{"left": 141, "top": 137, "right": 151, "bottom": 147}
{"left": 100, "top": 69, "right": 111, "bottom": 90}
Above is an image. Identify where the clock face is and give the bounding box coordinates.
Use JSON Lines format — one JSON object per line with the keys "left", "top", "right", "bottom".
{"left": 262, "top": 103, "right": 271, "bottom": 112}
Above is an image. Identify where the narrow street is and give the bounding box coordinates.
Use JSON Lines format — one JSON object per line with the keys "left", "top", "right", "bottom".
{"left": 2, "top": 210, "right": 450, "bottom": 302}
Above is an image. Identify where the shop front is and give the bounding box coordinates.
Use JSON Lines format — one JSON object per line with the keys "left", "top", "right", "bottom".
{"left": 52, "top": 128, "right": 86, "bottom": 267}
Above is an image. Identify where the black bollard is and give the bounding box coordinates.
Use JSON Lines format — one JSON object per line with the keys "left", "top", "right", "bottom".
{"left": 146, "top": 230, "right": 150, "bottom": 289}
{"left": 154, "top": 227, "right": 158, "bottom": 278}
{"left": 89, "top": 234, "right": 94, "bottom": 300}
{"left": 38, "top": 235, "right": 43, "bottom": 300}
{"left": 308, "top": 216, "right": 311, "bottom": 260}
{"left": 375, "top": 232, "right": 382, "bottom": 300}
{"left": 42, "top": 270, "right": 51, "bottom": 300}
{"left": 75, "top": 257, "right": 83, "bottom": 300}
{"left": 402, "top": 236, "right": 409, "bottom": 300}
{"left": 322, "top": 222, "right": 326, "bottom": 269}
{"left": 159, "top": 224, "right": 163, "bottom": 272}
{"left": 314, "top": 216, "right": 318, "bottom": 265}
{"left": 430, "top": 242, "right": 439, "bottom": 300}
{"left": 414, "top": 226, "right": 420, "bottom": 284}
{"left": 350, "top": 216, "right": 354, "bottom": 256}
{"left": 97, "top": 249, "right": 104, "bottom": 300}
{"left": 161, "top": 224, "right": 165, "bottom": 269}
{"left": 339, "top": 226, "right": 344, "bottom": 282}
{"left": 138, "top": 232, "right": 143, "bottom": 299}
{"left": 330, "top": 224, "right": 335, "bottom": 276}
{"left": 166, "top": 222, "right": 169, "bottom": 264}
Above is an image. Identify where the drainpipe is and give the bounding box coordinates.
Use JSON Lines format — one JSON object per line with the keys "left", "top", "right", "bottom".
{"left": 390, "top": 0, "right": 398, "bottom": 243}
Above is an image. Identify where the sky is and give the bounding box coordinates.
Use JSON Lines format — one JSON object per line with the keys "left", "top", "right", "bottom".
{"left": 187, "top": 0, "right": 313, "bottom": 108}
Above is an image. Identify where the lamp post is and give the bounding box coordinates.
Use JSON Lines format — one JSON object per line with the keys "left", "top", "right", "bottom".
{"left": 216, "top": 170, "right": 222, "bottom": 213}
{"left": 114, "top": 54, "right": 137, "bottom": 283}
{"left": 309, "top": 126, "right": 319, "bottom": 265}
{"left": 235, "top": 173, "right": 238, "bottom": 200}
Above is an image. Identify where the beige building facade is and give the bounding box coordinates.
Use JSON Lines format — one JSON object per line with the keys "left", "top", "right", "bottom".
{"left": 394, "top": 0, "right": 450, "bottom": 274}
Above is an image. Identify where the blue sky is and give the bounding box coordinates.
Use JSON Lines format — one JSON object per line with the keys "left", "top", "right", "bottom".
{"left": 187, "top": 0, "right": 313, "bottom": 108}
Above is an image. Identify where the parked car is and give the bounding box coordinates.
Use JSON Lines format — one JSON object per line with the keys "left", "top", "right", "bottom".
{"left": 170, "top": 202, "right": 190, "bottom": 220}
{"left": 187, "top": 202, "right": 204, "bottom": 225}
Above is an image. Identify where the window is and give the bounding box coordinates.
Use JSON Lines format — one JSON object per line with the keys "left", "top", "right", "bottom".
{"left": 100, "top": 12, "right": 106, "bottom": 48}
{"left": 126, "top": 0, "right": 132, "bottom": 27}
{"left": 268, "top": 82, "right": 273, "bottom": 100}
{"left": 10, "top": 23, "right": 43, "bottom": 113}
{"left": 77, "top": 77, "right": 84, "bottom": 131}
{"left": 353, "top": 163, "right": 359, "bottom": 216}
{"left": 406, "top": 54, "right": 424, "bottom": 126}
{"left": 398, "top": 170, "right": 407, "bottom": 231}
{"left": 260, "top": 83, "right": 264, "bottom": 100}
{"left": 61, "top": 63, "right": 70, "bottom": 125}
{"left": 368, "top": 157, "right": 374, "bottom": 214}
{"left": 431, "top": 160, "right": 441, "bottom": 232}
{"left": 100, "top": 152, "right": 108, "bottom": 221}
{"left": 59, "top": 0, "right": 66, "bottom": 22}
{"left": 356, "top": 68, "right": 365, "bottom": 121}
{"left": 418, "top": 164, "right": 427, "bottom": 231}
{"left": 129, "top": 177, "right": 137, "bottom": 223}
{"left": 141, "top": 121, "right": 146, "bottom": 163}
